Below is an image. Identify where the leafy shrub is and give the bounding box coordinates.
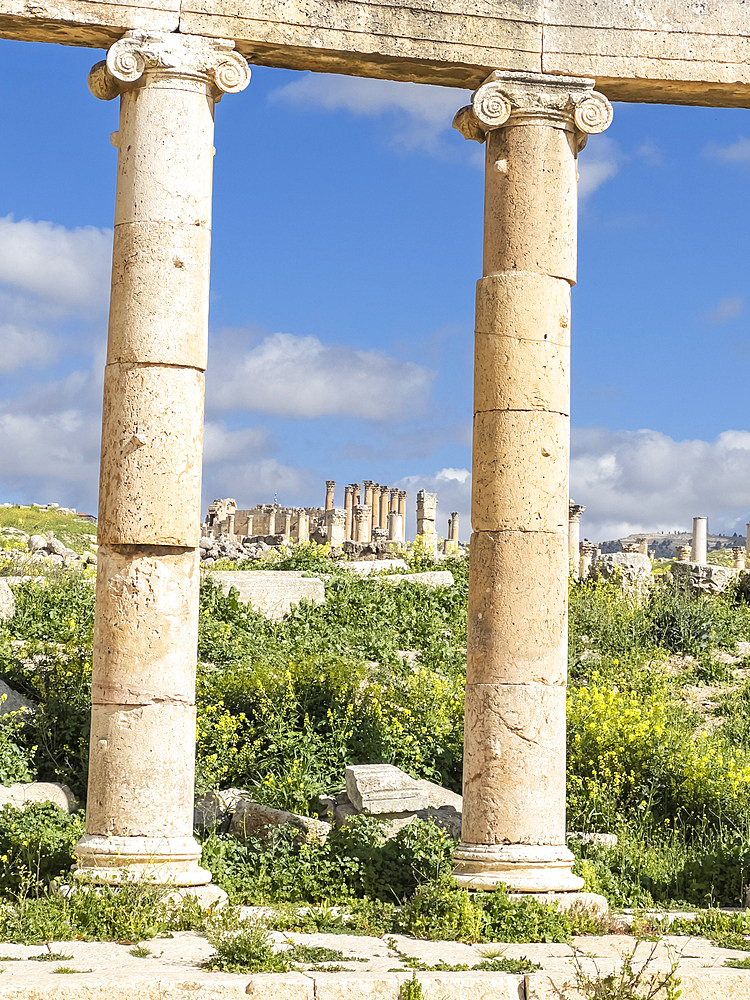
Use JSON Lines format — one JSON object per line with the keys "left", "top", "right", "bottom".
{"left": 0, "top": 803, "right": 84, "bottom": 896}
{"left": 0, "top": 710, "right": 36, "bottom": 785}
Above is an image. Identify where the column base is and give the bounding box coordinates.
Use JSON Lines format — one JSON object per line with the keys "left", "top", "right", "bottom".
{"left": 453, "top": 842, "right": 584, "bottom": 892}
{"left": 73, "top": 834, "right": 212, "bottom": 886}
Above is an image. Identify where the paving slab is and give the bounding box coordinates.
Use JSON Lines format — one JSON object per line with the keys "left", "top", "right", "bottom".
{"left": 1, "top": 929, "right": 750, "bottom": 999}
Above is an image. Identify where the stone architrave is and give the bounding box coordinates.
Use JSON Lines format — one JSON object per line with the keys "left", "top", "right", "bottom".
{"left": 568, "top": 502, "right": 585, "bottom": 579}
{"left": 76, "top": 29, "right": 250, "bottom": 886}
{"left": 692, "top": 516, "right": 708, "bottom": 564}
{"left": 354, "top": 505, "right": 371, "bottom": 544}
{"left": 325, "top": 480, "right": 336, "bottom": 511}
{"left": 452, "top": 71, "right": 612, "bottom": 893}
{"left": 344, "top": 485, "right": 355, "bottom": 540}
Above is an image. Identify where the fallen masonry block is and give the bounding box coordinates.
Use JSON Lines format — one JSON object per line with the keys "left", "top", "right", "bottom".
{"left": 229, "top": 799, "right": 331, "bottom": 844}
{"left": 208, "top": 570, "right": 325, "bottom": 621}
{"left": 378, "top": 571, "right": 454, "bottom": 588}
{"left": 0, "top": 580, "right": 15, "bottom": 621}
{"left": 346, "top": 764, "right": 429, "bottom": 814}
{"left": 0, "top": 782, "right": 77, "bottom": 812}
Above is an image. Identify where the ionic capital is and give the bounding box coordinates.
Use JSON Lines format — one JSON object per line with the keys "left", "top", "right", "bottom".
{"left": 453, "top": 71, "right": 612, "bottom": 148}
{"left": 89, "top": 30, "right": 250, "bottom": 102}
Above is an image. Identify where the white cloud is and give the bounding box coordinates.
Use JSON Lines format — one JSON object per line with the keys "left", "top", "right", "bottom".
{"left": 203, "top": 458, "right": 312, "bottom": 512}
{"left": 571, "top": 427, "right": 750, "bottom": 541}
{"left": 203, "top": 421, "right": 271, "bottom": 465}
{"left": 704, "top": 295, "right": 744, "bottom": 325}
{"left": 270, "top": 73, "right": 470, "bottom": 154}
{"left": 579, "top": 137, "right": 620, "bottom": 200}
{"left": 208, "top": 329, "right": 435, "bottom": 421}
{"left": 705, "top": 137, "right": 750, "bottom": 164}
{"left": 0, "top": 215, "right": 112, "bottom": 312}
{"left": 0, "top": 325, "right": 58, "bottom": 373}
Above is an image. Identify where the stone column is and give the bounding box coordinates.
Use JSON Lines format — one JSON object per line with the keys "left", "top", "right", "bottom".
{"left": 296, "top": 510, "right": 309, "bottom": 544}
{"left": 344, "top": 485, "right": 355, "bottom": 541}
{"left": 398, "top": 491, "right": 407, "bottom": 543}
{"left": 676, "top": 544, "right": 692, "bottom": 562}
{"left": 267, "top": 509, "right": 276, "bottom": 536}
{"left": 745, "top": 522, "right": 750, "bottom": 559}
{"left": 226, "top": 512, "right": 235, "bottom": 538}
{"left": 578, "top": 540, "right": 597, "bottom": 580}
{"left": 363, "top": 483, "right": 374, "bottom": 541}
{"left": 246, "top": 514, "right": 254, "bottom": 538}
{"left": 732, "top": 546, "right": 746, "bottom": 570}
{"left": 379, "top": 486, "right": 389, "bottom": 530}
{"left": 692, "top": 516, "right": 708, "bottom": 564}
{"left": 353, "top": 484, "right": 361, "bottom": 506}
{"left": 452, "top": 71, "right": 612, "bottom": 892}
{"left": 354, "top": 505, "right": 371, "bottom": 544}
{"left": 78, "top": 30, "right": 249, "bottom": 884}
{"left": 326, "top": 509, "right": 346, "bottom": 546}
{"left": 370, "top": 484, "right": 380, "bottom": 536}
{"left": 444, "top": 511, "right": 460, "bottom": 555}
{"left": 325, "top": 480, "right": 336, "bottom": 511}
{"left": 389, "top": 488, "right": 399, "bottom": 515}
{"left": 416, "top": 489, "right": 438, "bottom": 555}
{"left": 568, "top": 503, "right": 585, "bottom": 580}
{"left": 282, "top": 512, "right": 292, "bottom": 541}
{"left": 388, "top": 511, "right": 402, "bottom": 543}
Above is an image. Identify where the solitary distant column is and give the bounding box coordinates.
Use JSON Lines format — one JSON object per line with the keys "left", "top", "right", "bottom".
{"left": 325, "top": 480, "right": 336, "bottom": 511}
{"left": 398, "top": 491, "right": 407, "bottom": 543}
{"left": 732, "top": 546, "right": 746, "bottom": 570}
{"left": 78, "top": 30, "right": 249, "bottom": 884}
{"left": 692, "top": 516, "right": 708, "bottom": 564}
{"left": 344, "top": 485, "right": 355, "bottom": 540}
{"left": 568, "top": 503, "right": 585, "bottom": 580}
{"left": 452, "top": 71, "right": 612, "bottom": 892}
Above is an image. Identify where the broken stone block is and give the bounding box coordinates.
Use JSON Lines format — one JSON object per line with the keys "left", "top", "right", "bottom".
{"left": 229, "top": 798, "right": 331, "bottom": 844}
{"left": 345, "top": 764, "right": 429, "bottom": 814}
{"left": 0, "top": 782, "right": 77, "bottom": 812}
{"left": 0, "top": 580, "right": 15, "bottom": 621}
{"left": 672, "top": 561, "right": 738, "bottom": 595}
{"left": 0, "top": 678, "right": 34, "bottom": 717}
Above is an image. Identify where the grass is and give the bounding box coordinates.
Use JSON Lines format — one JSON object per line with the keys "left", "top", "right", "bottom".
{"left": 0, "top": 506, "right": 96, "bottom": 556}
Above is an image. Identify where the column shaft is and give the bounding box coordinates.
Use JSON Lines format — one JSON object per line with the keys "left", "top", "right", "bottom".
{"left": 452, "top": 71, "right": 611, "bottom": 893}
{"left": 77, "top": 31, "right": 249, "bottom": 885}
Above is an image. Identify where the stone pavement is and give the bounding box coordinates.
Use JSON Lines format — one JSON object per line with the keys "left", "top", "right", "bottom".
{"left": 2, "top": 927, "right": 750, "bottom": 999}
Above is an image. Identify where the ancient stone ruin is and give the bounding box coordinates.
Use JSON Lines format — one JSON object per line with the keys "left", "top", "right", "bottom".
{"left": 3, "top": 0, "right": 748, "bottom": 901}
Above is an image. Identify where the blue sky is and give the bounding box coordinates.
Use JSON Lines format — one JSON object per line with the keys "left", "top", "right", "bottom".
{"left": 0, "top": 37, "right": 749, "bottom": 542}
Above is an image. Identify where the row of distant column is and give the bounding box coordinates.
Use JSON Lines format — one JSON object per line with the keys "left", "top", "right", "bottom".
{"left": 325, "top": 480, "right": 407, "bottom": 544}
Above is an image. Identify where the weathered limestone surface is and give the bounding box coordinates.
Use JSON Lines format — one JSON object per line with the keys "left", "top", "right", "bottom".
{"left": 671, "top": 561, "right": 738, "bottom": 595}
{"left": 453, "top": 71, "right": 611, "bottom": 893}
{"left": 0, "top": 678, "right": 33, "bottom": 716}
{"left": 591, "top": 552, "right": 652, "bottom": 590}
{"left": 378, "top": 571, "right": 454, "bottom": 588}
{"left": 0, "top": 579, "right": 15, "bottom": 621}
{"left": 2, "top": 1, "right": 750, "bottom": 107}
{"left": 229, "top": 799, "right": 331, "bottom": 843}
{"left": 0, "top": 782, "right": 77, "bottom": 811}
{"left": 75, "top": 29, "right": 249, "bottom": 887}
{"left": 346, "top": 764, "right": 429, "bottom": 814}
{"left": 209, "top": 570, "right": 325, "bottom": 620}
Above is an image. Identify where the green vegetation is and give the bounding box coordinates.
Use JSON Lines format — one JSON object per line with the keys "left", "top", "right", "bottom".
{"left": 4, "top": 536, "right": 750, "bottom": 948}
{"left": 0, "top": 506, "right": 96, "bottom": 555}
